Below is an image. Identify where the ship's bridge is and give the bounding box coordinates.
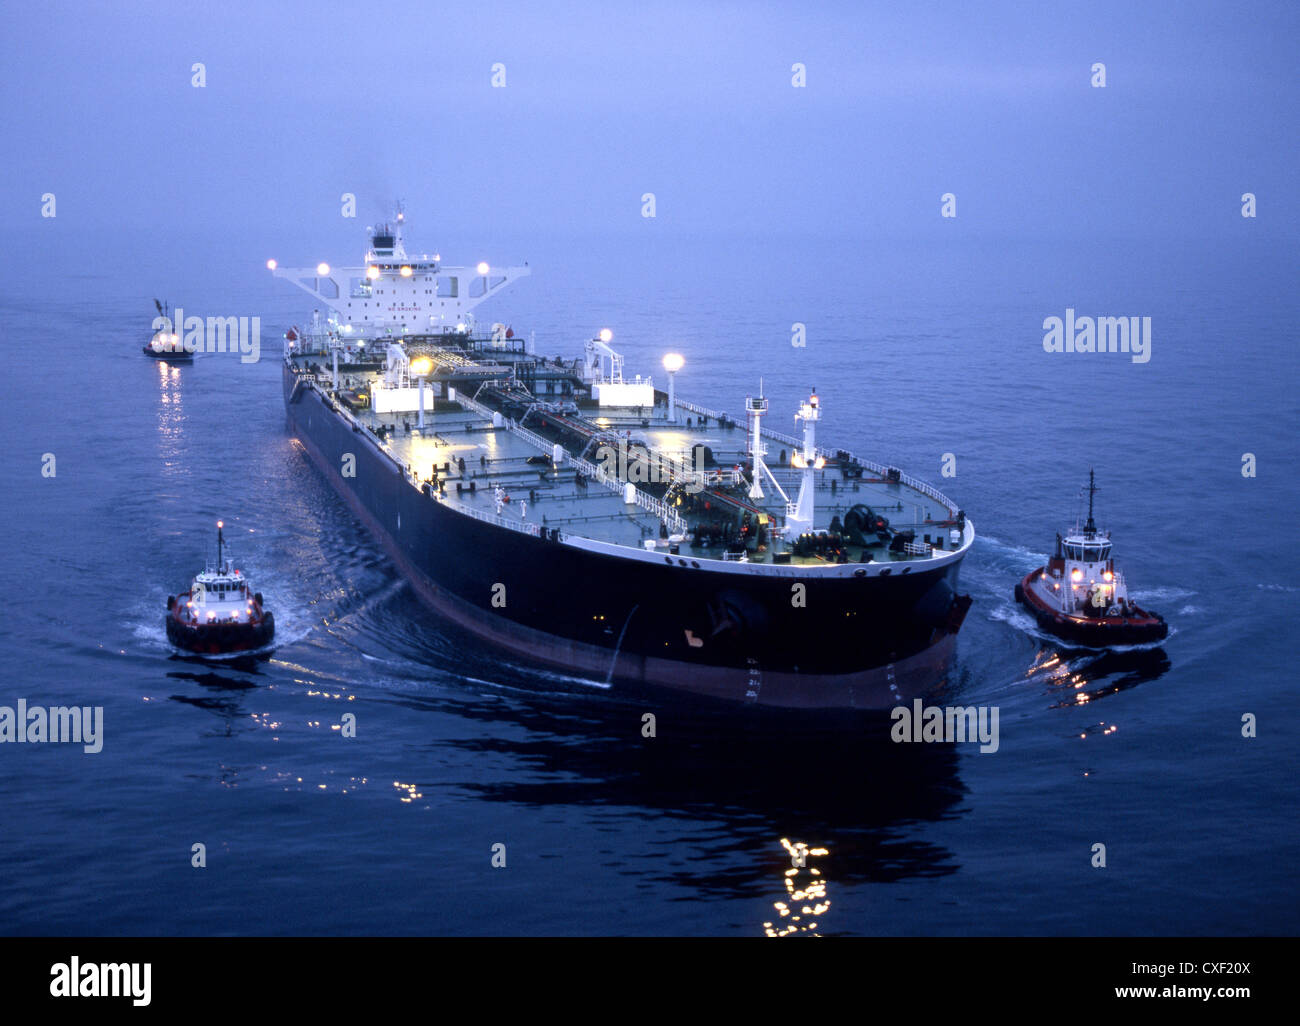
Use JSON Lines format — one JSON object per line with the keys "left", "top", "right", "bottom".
{"left": 1062, "top": 533, "right": 1111, "bottom": 564}
{"left": 269, "top": 214, "right": 529, "bottom": 339}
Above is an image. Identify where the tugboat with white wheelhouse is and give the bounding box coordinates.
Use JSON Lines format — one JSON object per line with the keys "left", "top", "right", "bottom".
{"left": 143, "top": 299, "right": 193, "bottom": 362}
{"left": 1015, "top": 470, "right": 1167, "bottom": 647}
{"left": 166, "top": 521, "right": 274, "bottom": 654}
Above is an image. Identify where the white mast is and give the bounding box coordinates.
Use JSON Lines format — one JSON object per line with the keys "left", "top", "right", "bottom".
{"left": 745, "top": 383, "right": 769, "bottom": 500}
{"left": 786, "top": 390, "right": 824, "bottom": 536}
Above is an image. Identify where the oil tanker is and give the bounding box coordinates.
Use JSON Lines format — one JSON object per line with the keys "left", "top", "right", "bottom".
{"left": 269, "top": 212, "right": 973, "bottom": 708}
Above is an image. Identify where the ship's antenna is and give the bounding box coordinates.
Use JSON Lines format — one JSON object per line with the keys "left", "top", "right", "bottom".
{"left": 1085, "top": 468, "right": 1098, "bottom": 536}
{"left": 217, "top": 520, "right": 225, "bottom": 572}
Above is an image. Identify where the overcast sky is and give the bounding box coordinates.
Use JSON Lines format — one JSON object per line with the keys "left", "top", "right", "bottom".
{"left": 3, "top": 1, "right": 1296, "bottom": 249}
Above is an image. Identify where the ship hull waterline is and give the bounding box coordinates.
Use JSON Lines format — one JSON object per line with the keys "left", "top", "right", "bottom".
{"left": 283, "top": 364, "right": 971, "bottom": 709}
{"left": 1015, "top": 571, "right": 1168, "bottom": 648}
{"left": 165, "top": 613, "right": 275, "bottom": 655}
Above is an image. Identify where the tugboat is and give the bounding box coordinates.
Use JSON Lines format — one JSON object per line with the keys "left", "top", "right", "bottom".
{"left": 166, "top": 521, "right": 274, "bottom": 654}
{"left": 1015, "top": 470, "right": 1168, "bottom": 647}
{"left": 143, "top": 299, "right": 193, "bottom": 361}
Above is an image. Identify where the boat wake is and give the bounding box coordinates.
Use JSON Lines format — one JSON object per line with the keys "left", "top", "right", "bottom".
{"left": 1129, "top": 586, "right": 1196, "bottom": 602}
{"left": 463, "top": 667, "right": 614, "bottom": 694}
{"left": 989, "top": 598, "right": 1176, "bottom": 651}
{"left": 128, "top": 575, "right": 316, "bottom": 657}
{"left": 987, "top": 601, "right": 1039, "bottom": 634}
{"left": 974, "top": 534, "right": 1045, "bottom": 565}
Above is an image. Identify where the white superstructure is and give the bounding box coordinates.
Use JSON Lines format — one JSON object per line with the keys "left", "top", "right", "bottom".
{"left": 1030, "top": 471, "right": 1133, "bottom": 618}
{"left": 178, "top": 522, "right": 259, "bottom": 625}
{"left": 269, "top": 207, "right": 529, "bottom": 339}
{"left": 785, "top": 391, "right": 825, "bottom": 536}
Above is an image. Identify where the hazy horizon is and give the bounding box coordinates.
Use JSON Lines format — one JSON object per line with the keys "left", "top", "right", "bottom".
{"left": 3, "top": 1, "right": 1296, "bottom": 251}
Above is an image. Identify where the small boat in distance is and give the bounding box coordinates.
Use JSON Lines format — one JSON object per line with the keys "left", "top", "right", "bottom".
{"left": 166, "top": 521, "right": 274, "bottom": 654}
{"left": 144, "top": 299, "right": 193, "bottom": 361}
{"left": 1015, "top": 470, "right": 1168, "bottom": 647}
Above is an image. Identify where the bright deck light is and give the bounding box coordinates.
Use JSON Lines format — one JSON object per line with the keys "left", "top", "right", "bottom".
{"left": 266, "top": 259, "right": 277, "bottom": 270}
{"left": 599, "top": 328, "right": 613, "bottom": 343}
{"left": 410, "top": 357, "right": 433, "bottom": 377}
{"left": 662, "top": 353, "right": 684, "bottom": 373}
{"left": 316, "top": 262, "right": 330, "bottom": 276}
{"left": 476, "top": 262, "right": 490, "bottom": 275}
{"left": 366, "top": 266, "right": 380, "bottom": 280}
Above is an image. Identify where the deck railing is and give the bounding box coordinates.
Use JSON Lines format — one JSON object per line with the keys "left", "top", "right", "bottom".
{"left": 298, "top": 372, "right": 551, "bottom": 541}
{"left": 433, "top": 492, "right": 545, "bottom": 538}
{"left": 567, "top": 453, "right": 687, "bottom": 533}
{"left": 298, "top": 365, "right": 955, "bottom": 544}
{"left": 672, "top": 398, "right": 960, "bottom": 518}
{"left": 457, "top": 389, "right": 687, "bottom": 533}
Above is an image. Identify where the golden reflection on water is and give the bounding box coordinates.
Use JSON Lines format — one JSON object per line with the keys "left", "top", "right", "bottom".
{"left": 156, "top": 360, "right": 184, "bottom": 455}
{"left": 1025, "top": 649, "right": 1066, "bottom": 681}
{"left": 393, "top": 780, "right": 423, "bottom": 804}
{"left": 1024, "top": 647, "right": 1158, "bottom": 741}
{"left": 764, "top": 838, "right": 830, "bottom": 937}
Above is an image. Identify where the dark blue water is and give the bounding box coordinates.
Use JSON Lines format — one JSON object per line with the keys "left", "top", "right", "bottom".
{"left": 1, "top": 230, "right": 1296, "bottom": 935}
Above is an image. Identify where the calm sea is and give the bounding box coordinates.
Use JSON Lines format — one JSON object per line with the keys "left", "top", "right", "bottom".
{"left": 1, "top": 229, "right": 1295, "bottom": 935}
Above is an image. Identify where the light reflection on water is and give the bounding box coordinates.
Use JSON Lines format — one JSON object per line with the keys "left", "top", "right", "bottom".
{"left": 765, "top": 839, "right": 831, "bottom": 938}
{"left": 2, "top": 234, "right": 1286, "bottom": 935}
{"left": 1025, "top": 645, "right": 1171, "bottom": 742}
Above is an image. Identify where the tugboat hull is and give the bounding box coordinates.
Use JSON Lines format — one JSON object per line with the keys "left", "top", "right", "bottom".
{"left": 143, "top": 346, "right": 194, "bottom": 362}
{"left": 165, "top": 612, "right": 275, "bottom": 654}
{"left": 1015, "top": 570, "right": 1166, "bottom": 647}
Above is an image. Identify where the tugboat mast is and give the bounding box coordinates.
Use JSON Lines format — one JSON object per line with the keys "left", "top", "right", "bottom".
{"left": 216, "top": 520, "right": 225, "bottom": 572}
{"left": 1084, "top": 468, "right": 1098, "bottom": 537}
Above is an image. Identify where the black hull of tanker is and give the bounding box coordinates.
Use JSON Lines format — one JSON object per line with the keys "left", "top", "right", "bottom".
{"left": 165, "top": 613, "right": 275, "bottom": 654}
{"left": 1015, "top": 572, "right": 1167, "bottom": 648}
{"left": 284, "top": 364, "right": 971, "bottom": 709}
